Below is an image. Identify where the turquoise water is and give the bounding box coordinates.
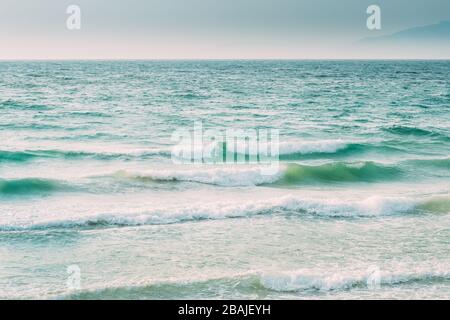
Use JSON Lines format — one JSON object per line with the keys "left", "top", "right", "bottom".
{"left": 0, "top": 60, "right": 449, "bottom": 299}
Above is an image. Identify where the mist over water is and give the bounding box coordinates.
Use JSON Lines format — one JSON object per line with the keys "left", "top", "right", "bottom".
{"left": 0, "top": 60, "right": 449, "bottom": 299}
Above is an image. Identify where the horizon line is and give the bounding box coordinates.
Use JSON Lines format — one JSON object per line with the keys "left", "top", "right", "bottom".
{"left": 1, "top": 58, "right": 450, "bottom": 62}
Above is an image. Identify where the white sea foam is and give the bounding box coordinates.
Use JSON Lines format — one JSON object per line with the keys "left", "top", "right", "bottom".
{"left": 114, "top": 166, "right": 282, "bottom": 187}
{"left": 0, "top": 195, "right": 419, "bottom": 231}
{"left": 224, "top": 139, "right": 350, "bottom": 155}
{"left": 260, "top": 266, "right": 450, "bottom": 292}
{"left": 110, "top": 159, "right": 399, "bottom": 187}
{"left": 0, "top": 139, "right": 354, "bottom": 163}
{"left": 171, "top": 139, "right": 351, "bottom": 159}
{"left": 52, "top": 264, "right": 450, "bottom": 299}
{"left": 277, "top": 140, "right": 350, "bottom": 155}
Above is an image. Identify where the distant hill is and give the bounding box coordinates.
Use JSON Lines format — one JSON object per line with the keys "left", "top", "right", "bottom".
{"left": 359, "top": 21, "right": 450, "bottom": 45}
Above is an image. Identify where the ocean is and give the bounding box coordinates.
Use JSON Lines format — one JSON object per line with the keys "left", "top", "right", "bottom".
{"left": 0, "top": 60, "right": 449, "bottom": 299}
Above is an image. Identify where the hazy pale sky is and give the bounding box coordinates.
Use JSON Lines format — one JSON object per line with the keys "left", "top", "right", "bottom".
{"left": 0, "top": 0, "right": 449, "bottom": 59}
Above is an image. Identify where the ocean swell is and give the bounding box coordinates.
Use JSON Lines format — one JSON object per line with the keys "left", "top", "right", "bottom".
{"left": 383, "top": 125, "right": 449, "bottom": 140}
{"left": 0, "top": 178, "right": 68, "bottom": 196}
{"left": 1, "top": 195, "right": 440, "bottom": 231}
{"left": 0, "top": 148, "right": 171, "bottom": 163}
{"left": 277, "top": 162, "right": 401, "bottom": 184}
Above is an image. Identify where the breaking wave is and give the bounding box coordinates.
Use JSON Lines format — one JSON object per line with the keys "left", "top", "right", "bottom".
{"left": 277, "top": 162, "right": 401, "bottom": 184}
{"left": 259, "top": 267, "right": 450, "bottom": 292}
{"left": 113, "top": 161, "right": 402, "bottom": 187}
{"left": 57, "top": 266, "right": 450, "bottom": 299}
{"left": 1, "top": 195, "right": 446, "bottom": 231}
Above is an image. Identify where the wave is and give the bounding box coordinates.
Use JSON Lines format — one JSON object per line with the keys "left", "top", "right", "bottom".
{"left": 230, "top": 140, "right": 404, "bottom": 158}
{"left": 2, "top": 195, "right": 444, "bottom": 231}
{"left": 0, "top": 150, "right": 111, "bottom": 162}
{"left": 416, "top": 196, "right": 450, "bottom": 214}
{"left": 0, "top": 151, "right": 40, "bottom": 163}
{"left": 0, "top": 158, "right": 444, "bottom": 195}
{"left": 383, "top": 126, "right": 449, "bottom": 140}
{"left": 277, "top": 162, "right": 401, "bottom": 184}
{"left": 0, "top": 148, "right": 171, "bottom": 163}
{"left": 0, "top": 159, "right": 420, "bottom": 200}
{"left": 58, "top": 266, "right": 450, "bottom": 299}
{"left": 259, "top": 267, "right": 450, "bottom": 292}
{"left": 0, "top": 140, "right": 405, "bottom": 164}
{"left": 171, "top": 140, "right": 352, "bottom": 160}
{"left": 0, "top": 178, "right": 68, "bottom": 196}
{"left": 113, "top": 161, "right": 402, "bottom": 187}
{"left": 112, "top": 166, "right": 281, "bottom": 187}
{"left": 278, "top": 143, "right": 403, "bottom": 160}
{"left": 275, "top": 140, "right": 349, "bottom": 155}
{"left": 64, "top": 111, "right": 112, "bottom": 118}
{"left": 173, "top": 140, "right": 404, "bottom": 162}
{"left": 0, "top": 123, "right": 65, "bottom": 130}
{"left": 405, "top": 157, "right": 450, "bottom": 170}
{"left": 0, "top": 100, "right": 53, "bottom": 111}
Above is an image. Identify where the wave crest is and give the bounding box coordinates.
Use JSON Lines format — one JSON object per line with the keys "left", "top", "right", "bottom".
{"left": 114, "top": 161, "right": 402, "bottom": 187}
{"left": 0, "top": 178, "right": 67, "bottom": 196}
{"left": 58, "top": 265, "right": 450, "bottom": 299}
{"left": 383, "top": 126, "right": 449, "bottom": 140}
{"left": 278, "top": 162, "right": 401, "bottom": 184}
{"left": 260, "top": 267, "right": 450, "bottom": 292}
{"left": 0, "top": 195, "right": 428, "bottom": 231}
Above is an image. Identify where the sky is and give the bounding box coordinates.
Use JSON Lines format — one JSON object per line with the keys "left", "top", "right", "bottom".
{"left": 0, "top": 0, "right": 449, "bottom": 59}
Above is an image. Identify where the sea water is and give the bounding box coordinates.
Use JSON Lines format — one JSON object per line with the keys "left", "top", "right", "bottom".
{"left": 0, "top": 60, "right": 449, "bottom": 299}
